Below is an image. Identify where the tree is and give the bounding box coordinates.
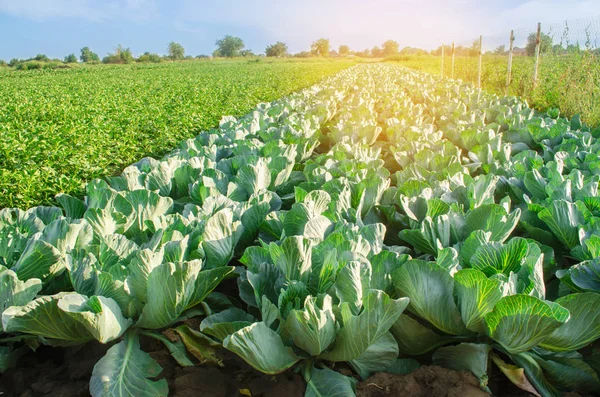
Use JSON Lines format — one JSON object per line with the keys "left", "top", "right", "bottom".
{"left": 355, "top": 48, "right": 371, "bottom": 57}
{"left": 311, "top": 38, "right": 330, "bottom": 57}
{"left": 240, "top": 49, "right": 255, "bottom": 57}
{"left": 64, "top": 54, "right": 78, "bottom": 63}
{"left": 371, "top": 46, "right": 383, "bottom": 57}
{"left": 80, "top": 47, "right": 100, "bottom": 62}
{"left": 214, "top": 35, "right": 245, "bottom": 57}
{"left": 525, "top": 32, "right": 552, "bottom": 56}
{"left": 338, "top": 45, "right": 350, "bottom": 55}
{"left": 382, "top": 40, "right": 399, "bottom": 56}
{"left": 265, "top": 41, "right": 288, "bottom": 57}
{"left": 34, "top": 54, "right": 49, "bottom": 62}
{"left": 168, "top": 42, "right": 185, "bottom": 60}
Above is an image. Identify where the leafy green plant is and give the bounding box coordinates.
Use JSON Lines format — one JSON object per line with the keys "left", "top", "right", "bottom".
{"left": 1, "top": 63, "right": 600, "bottom": 397}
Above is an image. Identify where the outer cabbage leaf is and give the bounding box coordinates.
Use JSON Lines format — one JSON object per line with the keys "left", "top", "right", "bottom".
{"left": 0, "top": 265, "right": 42, "bottom": 330}
{"left": 136, "top": 262, "right": 232, "bottom": 329}
{"left": 223, "top": 322, "right": 300, "bottom": 374}
{"left": 485, "top": 295, "right": 569, "bottom": 354}
{"left": 90, "top": 331, "right": 168, "bottom": 397}
{"left": 454, "top": 269, "right": 503, "bottom": 334}
{"left": 393, "top": 260, "right": 467, "bottom": 335}
{"left": 3, "top": 292, "right": 131, "bottom": 344}
{"left": 319, "top": 290, "right": 408, "bottom": 362}
{"left": 305, "top": 366, "right": 357, "bottom": 397}
{"left": 540, "top": 292, "right": 600, "bottom": 351}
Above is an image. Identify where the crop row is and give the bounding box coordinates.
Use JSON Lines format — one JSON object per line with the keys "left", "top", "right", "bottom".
{"left": 1, "top": 64, "right": 599, "bottom": 397}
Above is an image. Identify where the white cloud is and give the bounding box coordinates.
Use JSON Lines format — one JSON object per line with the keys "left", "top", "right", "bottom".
{"left": 0, "top": 0, "right": 159, "bottom": 21}
{"left": 174, "top": 0, "right": 476, "bottom": 50}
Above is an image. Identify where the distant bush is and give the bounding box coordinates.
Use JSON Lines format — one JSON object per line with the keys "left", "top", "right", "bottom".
{"left": 15, "top": 61, "right": 65, "bottom": 71}
{"left": 137, "top": 52, "right": 162, "bottom": 63}
{"left": 195, "top": 54, "right": 210, "bottom": 59}
{"left": 102, "top": 55, "right": 120, "bottom": 64}
{"left": 16, "top": 61, "right": 43, "bottom": 70}
{"left": 0, "top": 60, "right": 7, "bottom": 67}
{"left": 103, "top": 45, "right": 134, "bottom": 64}
{"left": 294, "top": 51, "right": 312, "bottom": 58}
{"left": 34, "top": 54, "right": 50, "bottom": 62}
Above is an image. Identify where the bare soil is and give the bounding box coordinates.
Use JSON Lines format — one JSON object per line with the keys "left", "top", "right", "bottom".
{"left": 357, "top": 366, "right": 489, "bottom": 397}
{"left": 0, "top": 339, "right": 305, "bottom": 397}
{"left": 0, "top": 339, "right": 562, "bottom": 397}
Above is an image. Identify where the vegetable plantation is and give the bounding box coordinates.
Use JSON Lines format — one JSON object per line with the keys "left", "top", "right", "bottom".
{"left": 1, "top": 63, "right": 600, "bottom": 397}
{"left": 0, "top": 60, "right": 354, "bottom": 209}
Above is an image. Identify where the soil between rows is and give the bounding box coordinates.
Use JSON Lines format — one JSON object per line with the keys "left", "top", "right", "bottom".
{"left": 0, "top": 335, "right": 569, "bottom": 397}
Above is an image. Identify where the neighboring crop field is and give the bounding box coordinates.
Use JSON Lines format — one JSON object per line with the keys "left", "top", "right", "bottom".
{"left": 2, "top": 64, "right": 599, "bottom": 397}
{"left": 0, "top": 59, "right": 354, "bottom": 209}
{"left": 387, "top": 53, "right": 600, "bottom": 127}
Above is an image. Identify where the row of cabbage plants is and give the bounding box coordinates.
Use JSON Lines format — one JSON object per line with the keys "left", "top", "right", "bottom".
{"left": 2, "top": 64, "right": 599, "bottom": 397}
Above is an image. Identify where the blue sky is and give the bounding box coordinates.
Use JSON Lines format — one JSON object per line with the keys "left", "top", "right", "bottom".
{"left": 0, "top": 0, "right": 599, "bottom": 60}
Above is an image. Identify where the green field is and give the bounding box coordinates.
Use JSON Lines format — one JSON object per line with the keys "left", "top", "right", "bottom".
{"left": 387, "top": 53, "right": 600, "bottom": 127}
{"left": 1, "top": 63, "right": 599, "bottom": 397}
{"left": 0, "top": 59, "right": 354, "bottom": 209}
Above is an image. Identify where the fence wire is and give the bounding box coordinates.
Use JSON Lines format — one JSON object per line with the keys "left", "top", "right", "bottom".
{"left": 436, "top": 16, "right": 600, "bottom": 125}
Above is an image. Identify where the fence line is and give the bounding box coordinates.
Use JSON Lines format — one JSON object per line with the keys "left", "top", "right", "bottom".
{"left": 430, "top": 15, "right": 600, "bottom": 125}
{"left": 437, "top": 16, "right": 600, "bottom": 91}
{"left": 505, "top": 29, "right": 514, "bottom": 95}
{"left": 532, "top": 22, "right": 542, "bottom": 90}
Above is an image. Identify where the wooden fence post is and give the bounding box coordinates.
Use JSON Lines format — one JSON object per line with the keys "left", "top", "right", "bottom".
{"left": 441, "top": 44, "right": 445, "bottom": 77}
{"left": 506, "top": 30, "right": 514, "bottom": 95}
{"left": 451, "top": 41, "right": 455, "bottom": 79}
{"left": 533, "top": 22, "right": 542, "bottom": 91}
{"left": 477, "top": 35, "right": 483, "bottom": 89}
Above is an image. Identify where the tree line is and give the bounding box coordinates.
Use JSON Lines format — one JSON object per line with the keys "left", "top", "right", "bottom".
{"left": 0, "top": 37, "right": 460, "bottom": 68}
{"left": 3, "top": 32, "right": 593, "bottom": 69}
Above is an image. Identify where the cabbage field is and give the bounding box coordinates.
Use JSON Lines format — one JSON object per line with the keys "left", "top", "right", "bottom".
{"left": 1, "top": 63, "right": 600, "bottom": 397}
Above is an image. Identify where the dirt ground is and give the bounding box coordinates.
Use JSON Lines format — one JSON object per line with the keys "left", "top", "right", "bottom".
{"left": 356, "top": 366, "right": 490, "bottom": 397}
{"left": 0, "top": 338, "right": 306, "bottom": 397}
{"left": 0, "top": 338, "right": 572, "bottom": 397}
